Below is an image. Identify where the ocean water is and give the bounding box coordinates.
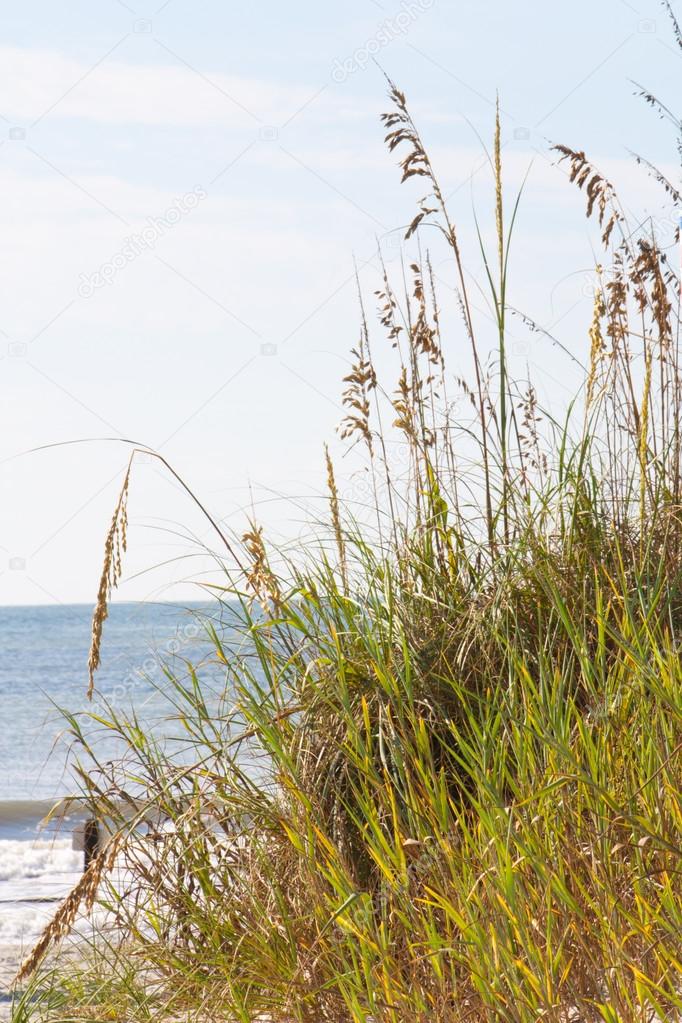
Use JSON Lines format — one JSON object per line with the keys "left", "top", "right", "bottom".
{"left": 0, "top": 601, "right": 227, "bottom": 947}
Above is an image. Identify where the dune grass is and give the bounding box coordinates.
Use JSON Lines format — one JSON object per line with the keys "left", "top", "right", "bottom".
{"left": 11, "top": 54, "right": 682, "bottom": 1023}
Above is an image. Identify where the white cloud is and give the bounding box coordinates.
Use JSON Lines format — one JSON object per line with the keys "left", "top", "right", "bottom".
{"left": 0, "top": 44, "right": 323, "bottom": 127}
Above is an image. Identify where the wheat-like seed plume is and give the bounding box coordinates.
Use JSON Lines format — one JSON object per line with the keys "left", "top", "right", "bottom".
{"left": 324, "top": 445, "right": 347, "bottom": 591}
{"left": 553, "top": 145, "right": 623, "bottom": 247}
{"left": 87, "top": 462, "right": 131, "bottom": 700}
{"left": 14, "top": 831, "right": 125, "bottom": 984}
{"left": 586, "top": 272, "right": 607, "bottom": 408}
{"left": 494, "top": 95, "right": 504, "bottom": 280}
{"left": 661, "top": 0, "right": 682, "bottom": 48}
{"left": 340, "top": 335, "right": 376, "bottom": 455}
{"left": 243, "top": 523, "right": 281, "bottom": 610}
{"left": 381, "top": 78, "right": 495, "bottom": 544}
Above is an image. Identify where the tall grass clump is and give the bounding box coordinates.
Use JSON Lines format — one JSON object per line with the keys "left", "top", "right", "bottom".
{"left": 13, "top": 50, "right": 682, "bottom": 1023}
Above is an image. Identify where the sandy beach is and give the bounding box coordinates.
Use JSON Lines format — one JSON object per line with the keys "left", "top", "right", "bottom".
{"left": 0, "top": 946, "right": 19, "bottom": 1020}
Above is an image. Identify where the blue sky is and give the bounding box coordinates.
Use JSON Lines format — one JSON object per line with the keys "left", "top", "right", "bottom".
{"left": 0, "top": 0, "right": 678, "bottom": 605}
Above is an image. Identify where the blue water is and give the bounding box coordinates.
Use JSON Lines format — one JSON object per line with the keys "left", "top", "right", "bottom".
{"left": 0, "top": 601, "right": 226, "bottom": 803}
{"left": 0, "top": 601, "right": 237, "bottom": 946}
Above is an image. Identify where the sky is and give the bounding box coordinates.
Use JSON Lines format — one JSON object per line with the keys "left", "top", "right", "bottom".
{"left": 0, "top": 0, "right": 679, "bottom": 606}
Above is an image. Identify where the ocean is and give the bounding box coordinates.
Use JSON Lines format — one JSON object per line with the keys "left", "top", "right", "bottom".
{"left": 0, "top": 601, "right": 224, "bottom": 949}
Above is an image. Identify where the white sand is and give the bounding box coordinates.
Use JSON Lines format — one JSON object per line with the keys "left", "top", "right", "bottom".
{"left": 0, "top": 946, "right": 20, "bottom": 1020}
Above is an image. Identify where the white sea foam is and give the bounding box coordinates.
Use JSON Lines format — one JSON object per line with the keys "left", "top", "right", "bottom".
{"left": 0, "top": 902, "right": 56, "bottom": 946}
{"left": 0, "top": 839, "right": 80, "bottom": 884}
{"left": 0, "top": 839, "right": 82, "bottom": 945}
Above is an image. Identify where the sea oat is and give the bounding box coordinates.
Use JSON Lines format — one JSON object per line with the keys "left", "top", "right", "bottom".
{"left": 324, "top": 445, "right": 348, "bottom": 591}
{"left": 494, "top": 96, "right": 504, "bottom": 280}
{"left": 518, "top": 383, "right": 546, "bottom": 478}
{"left": 553, "top": 145, "right": 623, "bottom": 247}
{"left": 661, "top": 0, "right": 682, "bottom": 46}
{"left": 587, "top": 271, "right": 607, "bottom": 408}
{"left": 340, "top": 334, "right": 376, "bottom": 454}
{"left": 243, "top": 523, "right": 281, "bottom": 609}
{"left": 633, "top": 239, "right": 674, "bottom": 349}
{"left": 14, "top": 831, "right": 125, "bottom": 983}
{"left": 87, "top": 462, "right": 131, "bottom": 700}
{"left": 410, "top": 262, "right": 442, "bottom": 371}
